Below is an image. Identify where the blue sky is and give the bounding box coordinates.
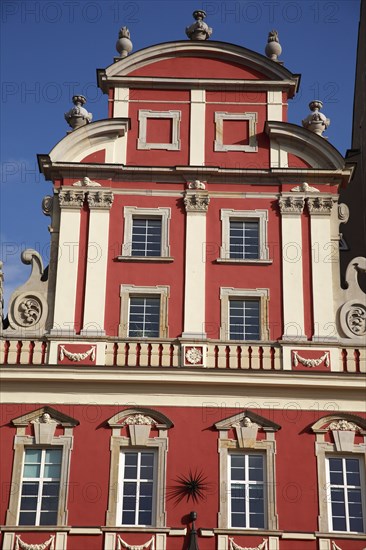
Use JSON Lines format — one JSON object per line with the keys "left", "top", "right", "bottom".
{"left": 0, "top": 0, "right": 361, "bottom": 310}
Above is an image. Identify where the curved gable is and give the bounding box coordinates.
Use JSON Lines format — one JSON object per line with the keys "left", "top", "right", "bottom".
{"left": 99, "top": 41, "right": 299, "bottom": 94}
{"left": 265, "top": 121, "right": 346, "bottom": 169}
{"left": 46, "top": 118, "right": 129, "bottom": 164}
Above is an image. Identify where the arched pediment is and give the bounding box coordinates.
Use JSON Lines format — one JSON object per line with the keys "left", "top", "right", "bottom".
{"left": 45, "top": 118, "right": 129, "bottom": 164}
{"left": 99, "top": 41, "right": 299, "bottom": 94}
{"left": 311, "top": 413, "right": 366, "bottom": 433}
{"left": 107, "top": 407, "right": 173, "bottom": 429}
{"left": 265, "top": 121, "right": 346, "bottom": 169}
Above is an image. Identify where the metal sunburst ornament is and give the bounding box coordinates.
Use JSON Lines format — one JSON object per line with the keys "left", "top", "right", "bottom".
{"left": 168, "top": 469, "right": 209, "bottom": 503}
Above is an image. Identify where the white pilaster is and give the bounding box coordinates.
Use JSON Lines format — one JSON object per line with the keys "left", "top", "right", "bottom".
{"left": 267, "top": 90, "right": 283, "bottom": 121}
{"left": 50, "top": 189, "right": 84, "bottom": 335}
{"left": 189, "top": 89, "right": 206, "bottom": 165}
{"left": 81, "top": 191, "right": 114, "bottom": 336}
{"left": 279, "top": 195, "right": 307, "bottom": 340}
{"left": 308, "top": 196, "right": 338, "bottom": 341}
{"left": 182, "top": 189, "right": 210, "bottom": 338}
{"left": 111, "top": 87, "right": 129, "bottom": 164}
{"left": 113, "top": 87, "right": 129, "bottom": 117}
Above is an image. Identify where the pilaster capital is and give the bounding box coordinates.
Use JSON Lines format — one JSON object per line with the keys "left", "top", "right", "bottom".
{"left": 183, "top": 190, "right": 210, "bottom": 213}
{"left": 278, "top": 195, "right": 305, "bottom": 215}
{"left": 307, "top": 196, "right": 334, "bottom": 216}
{"left": 87, "top": 190, "right": 114, "bottom": 210}
{"left": 58, "top": 189, "right": 85, "bottom": 209}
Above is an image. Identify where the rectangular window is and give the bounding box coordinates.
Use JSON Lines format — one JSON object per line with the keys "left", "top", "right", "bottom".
{"left": 128, "top": 297, "right": 160, "bottom": 338}
{"left": 229, "top": 453, "right": 265, "bottom": 529}
{"left": 19, "top": 448, "right": 62, "bottom": 526}
{"left": 120, "top": 451, "right": 156, "bottom": 526}
{"left": 132, "top": 218, "right": 162, "bottom": 257}
{"left": 326, "top": 456, "right": 364, "bottom": 532}
{"left": 230, "top": 220, "right": 259, "bottom": 259}
{"left": 229, "top": 299, "right": 260, "bottom": 340}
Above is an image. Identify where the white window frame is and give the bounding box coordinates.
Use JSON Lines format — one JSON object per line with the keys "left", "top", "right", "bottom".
{"left": 117, "top": 449, "right": 158, "bottom": 527}
{"left": 121, "top": 207, "right": 171, "bottom": 259}
{"left": 215, "top": 411, "right": 279, "bottom": 531}
{"left": 119, "top": 285, "right": 170, "bottom": 339}
{"left": 106, "top": 408, "right": 173, "bottom": 528}
{"left": 325, "top": 455, "right": 366, "bottom": 533}
{"left": 137, "top": 110, "right": 181, "bottom": 150}
{"left": 6, "top": 407, "right": 77, "bottom": 527}
{"left": 128, "top": 295, "right": 161, "bottom": 338}
{"left": 18, "top": 448, "right": 62, "bottom": 526}
{"left": 228, "top": 452, "right": 267, "bottom": 529}
{"left": 214, "top": 112, "right": 257, "bottom": 152}
{"left": 219, "top": 209, "right": 270, "bottom": 263}
{"left": 312, "top": 414, "right": 366, "bottom": 535}
{"left": 220, "top": 287, "right": 270, "bottom": 341}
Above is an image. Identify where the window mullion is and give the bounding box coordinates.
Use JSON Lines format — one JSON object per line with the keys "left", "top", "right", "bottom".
{"left": 343, "top": 458, "right": 350, "bottom": 532}
{"left": 136, "top": 452, "right": 141, "bottom": 525}
{"left": 36, "top": 449, "right": 46, "bottom": 526}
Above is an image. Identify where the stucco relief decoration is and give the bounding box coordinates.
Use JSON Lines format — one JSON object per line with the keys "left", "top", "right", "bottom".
{"left": 14, "top": 296, "right": 42, "bottom": 327}
{"left": 293, "top": 351, "right": 330, "bottom": 368}
{"left": 87, "top": 190, "right": 114, "bottom": 209}
{"left": 328, "top": 420, "right": 359, "bottom": 432}
{"left": 338, "top": 203, "right": 350, "bottom": 223}
{"left": 185, "top": 346, "right": 203, "bottom": 365}
{"left": 339, "top": 257, "right": 366, "bottom": 339}
{"left": 6, "top": 250, "right": 48, "bottom": 334}
{"left": 278, "top": 196, "right": 305, "bottom": 214}
{"left": 290, "top": 182, "right": 319, "bottom": 193}
{"left": 121, "top": 414, "right": 156, "bottom": 426}
{"left": 117, "top": 535, "right": 155, "bottom": 550}
{"left": 58, "top": 189, "right": 85, "bottom": 208}
{"left": 59, "top": 345, "right": 96, "bottom": 362}
{"left": 15, "top": 535, "right": 55, "bottom": 550}
{"left": 185, "top": 10, "right": 212, "bottom": 41}
{"left": 32, "top": 412, "right": 57, "bottom": 425}
{"left": 73, "top": 176, "right": 101, "bottom": 187}
{"left": 229, "top": 538, "right": 268, "bottom": 550}
{"left": 184, "top": 192, "right": 210, "bottom": 212}
{"left": 42, "top": 195, "right": 53, "bottom": 216}
{"left": 187, "top": 180, "right": 206, "bottom": 189}
{"left": 306, "top": 196, "right": 334, "bottom": 215}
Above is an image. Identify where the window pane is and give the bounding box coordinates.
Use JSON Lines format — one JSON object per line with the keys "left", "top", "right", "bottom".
{"left": 132, "top": 218, "right": 162, "bottom": 257}
{"left": 21, "top": 482, "right": 39, "bottom": 496}
{"left": 129, "top": 297, "right": 160, "bottom": 337}
{"left": 19, "top": 512, "right": 37, "bottom": 525}
{"left": 40, "top": 511, "right": 58, "bottom": 525}
{"left": 20, "top": 497, "right": 38, "bottom": 510}
{"left": 230, "top": 300, "right": 260, "bottom": 340}
{"left": 23, "top": 464, "right": 41, "bottom": 478}
{"left": 25, "top": 450, "right": 42, "bottom": 463}
{"left": 229, "top": 220, "right": 259, "bottom": 259}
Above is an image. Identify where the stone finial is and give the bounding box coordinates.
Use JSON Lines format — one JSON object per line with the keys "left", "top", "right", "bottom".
{"left": 265, "top": 30, "right": 282, "bottom": 61}
{"left": 64, "top": 95, "right": 93, "bottom": 130}
{"left": 186, "top": 10, "right": 212, "bottom": 41}
{"left": 302, "top": 100, "right": 330, "bottom": 137}
{"left": 116, "top": 26, "right": 133, "bottom": 57}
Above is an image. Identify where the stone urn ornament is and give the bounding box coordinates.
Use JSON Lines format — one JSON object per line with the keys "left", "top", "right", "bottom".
{"left": 64, "top": 95, "right": 93, "bottom": 130}
{"left": 186, "top": 10, "right": 212, "bottom": 41}
{"left": 265, "top": 30, "right": 282, "bottom": 61}
{"left": 116, "top": 26, "right": 133, "bottom": 57}
{"left": 302, "top": 100, "right": 330, "bottom": 137}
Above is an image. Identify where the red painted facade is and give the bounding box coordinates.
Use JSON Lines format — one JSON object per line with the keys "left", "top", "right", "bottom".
{"left": 1, "top": 22, "right": 365, "bottom": 550}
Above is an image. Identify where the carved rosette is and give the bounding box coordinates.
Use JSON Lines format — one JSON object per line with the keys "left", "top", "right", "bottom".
{"left": 12, "top": 295, "right": 43, "bottom": 327}
{"left": 42, "top": 195, "right": 53, "bottom": 216}
{"left": 87, "top": 190, "right": 114, "bottom": 209}
{"left": 184, "top": 191, "right": 210, "bottom": 212}
{"left": 278, "top": 196, "right": 305, "bottom": 215}
{"left": 338, "top": 203, "right": 350, "bottom": 223}
{"left": 339, "top": 300, "right": 366, "bottom": 339}
{"left": 185, "top": 347, "right": 203, "bottom": 365}
{"left": 58, "top": 189, "right": 85, "bottom": 209}
{"left": 307, "top": 196, "right": 334, "bottom": 215}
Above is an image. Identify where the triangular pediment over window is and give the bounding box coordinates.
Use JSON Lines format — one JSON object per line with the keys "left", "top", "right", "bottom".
{"left": 11, "top": 406, "right": 79, "bottom": 428}
{"left": 214, "top": 409, "right": 281, "bottom": 432}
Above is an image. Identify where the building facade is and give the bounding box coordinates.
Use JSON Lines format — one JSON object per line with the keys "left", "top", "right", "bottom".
{"left": 1, "top": 11, "right": 365, "bottom": 550}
